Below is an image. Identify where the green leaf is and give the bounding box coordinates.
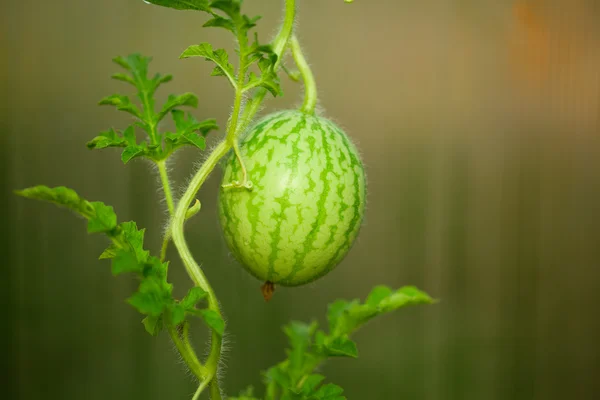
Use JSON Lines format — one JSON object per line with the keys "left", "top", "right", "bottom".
{"left": 121, "top": 144, "right": 147, "bottom": 164}
{"left": 99, "top": 244, "right": 118, "bottom": 259}
{"left": 119, "top": 221, "right": 149, "bottom": 262}
{"left": 111, "top": 249, "right": 142, "bottom": 276}
{"left": 99, "top": 94, "right": 143, "bottom": 119}
{"left": 284, "top": 321, "right": 318, "bottom": 378}
{"left": 142, "top": 315, "right": 164, "bottom": 336}
{"left": 128, "top": 276, "right": 173, "bottom": 317}
{"left": 301, "top": 374, "right": 326, "bottom": 395}
{"left": 264, "top": 366, "right": 291, "bottom": 390}
{"left": 142, "top": 0, "right": 212, "bottom": 12}
{"left": 312, "top": 383, "right": 345, "bottom": 400}
{"left": 87, "top": 128, "right": 127, "bottom": 150}
{"left": 181, "top": 287, "right": 208, "bottom": 310}
{"left": 328, "top": 286, "right": 434, "bottom": 337}
{"left": 203, "top": 15, "right": 236, "bottom": 33}
{"left": 318, "top": 335, "right": 358, "bottom": 358}
{"left": 180, "top": 43, "right": 236, "bottom": 86}
{"left": 197, "top": 309, "right": 225, "bottom": 336}
{"left": 172, "top": 110, "right": 218, "bottom": 137}
{"left": 15, "top": 185, "right": 96, "bottom": 219}
{"left": 229, "top": 386, "right": 260, "bottom": 400}
{"left": 87, "top": 202, "right": 118, "bottom": 233}
{"left": 169, "top": 304, "right": 186, "bottom": 326}
{"left": 157, "top": 93, "right": 198, "bottom": 122}
{"left": 365, "top": 285, "right": 393, "bottom": 306}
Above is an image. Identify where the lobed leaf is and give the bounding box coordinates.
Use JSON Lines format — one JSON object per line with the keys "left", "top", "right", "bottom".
{"left": 99, "top": 94, "right": 143, "bottom": 119}
{"left": 180, "top": 43, "right": 236, "bottom": 86}
{"left": 157, "top": 93, "right": 198, "bottom": 122}
{"left": 328, "top": 285, "right": 435, "bottom": 337}
{"left": 87, "top": 128, "right": 127, "bottom": 150}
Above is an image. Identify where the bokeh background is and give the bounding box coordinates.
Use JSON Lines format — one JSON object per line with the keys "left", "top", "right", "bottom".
{"left": 2, "top": 0, "right": 600, "bottom": 399}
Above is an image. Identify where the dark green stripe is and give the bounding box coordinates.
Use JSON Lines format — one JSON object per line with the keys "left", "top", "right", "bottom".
{"left": 323, "top": 122, "right": 365, "bottom": 268}
{"left": 266, "top": 116, "right": 307, "bottom": 281}
{"left": 284, "top": 118, "right": 332, "bottom": 283}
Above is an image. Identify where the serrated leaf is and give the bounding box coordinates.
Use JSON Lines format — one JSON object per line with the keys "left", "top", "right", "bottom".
{"left": 119, "top": 221, "right": 149, "bottom": 262}
{"left": 87, "top": 202, "right": 118, "bottom": 233}
{"left": 15, "top": 185, "right": 96, "bottom": 219}
{"left": 284, "top": 321, "right": 318, "bottom": 377}
{"left": 142, "top": 0, "right": 211, "bottom": 12}
{"left": 300, "top": 374, "right": 326, "bottom": 395}
{"left": 181, "top": 287, "right": 208, "bottom": 310}
{"left": 121, "top": 144, "right": 146, "bottom": 164}
{"left": 320, "top": 335, "right": 358, "bottom": 358}
{"left": 99, "top": 94, "right": 143, "bottom": 119}
{"left": 87, "top": 128, "right": 127, "bottom": 150}
{"left": 128, "top": 276, "right": 173, "bottom": 317}
{"left": 172, "top": 110, "right": 218, "bottom": 137}
{"left": 112, "top": 249, "right": 142, "bottom": 276}
{"left": 198, "top": 309, "right": 225, "bottom": 336}
{"left": 264, "top": 366, "right": 291, "bottom": 390}
{"left": 142, "top": 315, "right": 164, "bottom": 336}
{"left": 312, "top": 383, "right": 345, "bottom": 400}
{"left": 329, "top": 286, "right": 434, "bottom": 337}
{"left": 180, "top": 43, "right": 236, "bottom": 86}
{"left": 157, "top": 93, "right": 198, "bottom": 122}
{"left": 365, "top": 285, "right": 393, "bottom": 307}
{"left": 203, "top": 15, "right": 236, "bottom": 33}
{"left": 99, "top": 244, "right": 118, "bottom": 259}
{"left": 111, "top": 73, "right": 136, "bottom": 86}
{"left": 229, "top": 386, "right": 260, "bottom": 400}
{"left": 170, "top": 304, "right": 186, "bottom": 326}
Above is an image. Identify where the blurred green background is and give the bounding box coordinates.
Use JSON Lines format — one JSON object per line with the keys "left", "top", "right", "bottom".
{"left": 2, "top": 0, "right": 600, "bottom": 399}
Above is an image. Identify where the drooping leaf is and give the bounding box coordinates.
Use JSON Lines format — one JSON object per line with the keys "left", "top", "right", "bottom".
{"left": 328, "top": 286, "right": 435, "bottom": 337}
{"left": 15, "top": 186, "right": 95, "bottom": 219}
{"left": 142, "top": 0, "right": 212, "bottom": 12}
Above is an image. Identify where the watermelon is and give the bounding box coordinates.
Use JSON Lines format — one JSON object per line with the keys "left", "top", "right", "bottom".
{"left": 218, "top": 110, "right": 366, "bottom": 287}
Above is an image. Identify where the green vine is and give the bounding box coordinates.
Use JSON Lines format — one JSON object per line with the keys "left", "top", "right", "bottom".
{"left": 14, "top": 1, "right": 435, "bottom": 399}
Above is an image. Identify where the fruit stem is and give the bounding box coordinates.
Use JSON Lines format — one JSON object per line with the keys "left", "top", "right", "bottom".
{"left": 237, "top": 0, "right": 296, "bottom": 134}
{"left": 290, "top": 35, "right": 318, "bottom": 114}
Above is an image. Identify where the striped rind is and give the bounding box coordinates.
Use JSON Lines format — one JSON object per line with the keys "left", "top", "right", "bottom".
{"left": 218, "top": 110, "right": 366, "bottom": 286}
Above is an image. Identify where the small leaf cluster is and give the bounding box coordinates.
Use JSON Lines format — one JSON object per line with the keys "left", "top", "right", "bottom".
{"left": 88, "top": 54, "right": 218, "bottom": 164}
{"left": 231, "top": 286, "right": 435, "bottom": 400}
{"left": 146, "top": 0, "right": 282, "bottom": 96}
{"left": 15, "top": 186, "right": 224, "bottom": 336}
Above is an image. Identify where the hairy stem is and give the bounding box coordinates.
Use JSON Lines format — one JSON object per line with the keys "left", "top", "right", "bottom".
{"left": 171, "top": 140, "right": 230, "bottom": 392}
{"left": 168, "top": 1, "right": 298, "bottom": 396}
{"left": 238, "top": 0, "right": 296, "bottom": 134}
{"left": 290, "top": 35, "right": 318, "bottom": 114}
{"left": 167, "top": 323, "right": 207, "bottom": 379}
{"left": 157, "top": 160, "right": 175, "bottom": 215}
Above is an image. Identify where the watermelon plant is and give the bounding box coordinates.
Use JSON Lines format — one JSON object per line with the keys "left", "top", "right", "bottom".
{"left": 15, "top": 1, "right": 434, "bottom": 399}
